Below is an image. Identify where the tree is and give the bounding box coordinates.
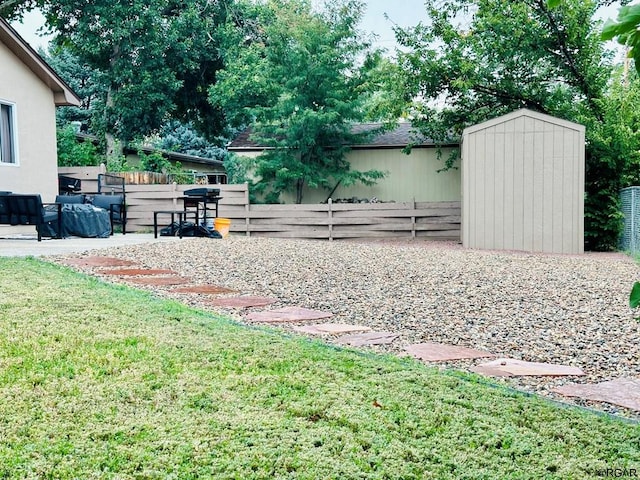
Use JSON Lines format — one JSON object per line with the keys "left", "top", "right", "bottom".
{"left": 3, "top": 1, "right": 234, "bottom": 156}
{"left": 39, "top": 45, "right": 106, "bottom": 129}
{"left": 393, "top": 0, "right": 632, "bottom": 250}
{"left": 601, "top": 3, "right": 640, "bottom": 73}
{"left": 153, "top": 121, "right": 229, "bottom": 161}
{"left": 211, "top": 0, "right": 385, "bottom": 204}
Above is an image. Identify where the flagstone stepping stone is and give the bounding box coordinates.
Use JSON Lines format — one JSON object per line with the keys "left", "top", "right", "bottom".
{"left": 405, "top": 342, "right": 494, "bottom": 362}
{"left": 208, "top": 296, "right": 279, "bottom": 308}
{"left": 552, "top": 378, "right": 640, "bottom": 411}
{"left": 246, "top": 307, "right": 332, "bottom": 323}
{"left": 62, "top": 256, "right": 136, "bottom": 267}
{"left": 124, "top": 276, "right": 191, "bottom": 286}
{"left": 172, "top": 285, "right": 237, "bottom": 294}
{"left": 98, "top": 268, "right": 178, "bottom": 276}
{"left": 292, "top": 323, "right": 372, "bottom": 335}
{"left": 336, "top": 331, "right": 400, "bottom": 346}
{"left": 470, "top": 358, "right": 586, "bottom": 377}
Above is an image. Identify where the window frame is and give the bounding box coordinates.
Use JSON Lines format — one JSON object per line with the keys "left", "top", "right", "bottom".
{"left": 0, "top": 100, "right": 19, "bottom": 166}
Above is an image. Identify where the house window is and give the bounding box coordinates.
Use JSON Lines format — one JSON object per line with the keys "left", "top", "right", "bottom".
{"left": 0, "top": 102, "right": 17, "bottom": 165}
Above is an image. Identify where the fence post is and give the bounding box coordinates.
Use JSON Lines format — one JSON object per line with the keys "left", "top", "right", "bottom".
{"left": 411, "top": 197, "right": 416, "bottom": 239}
{"left": 171, "top": 182, "right": 178, "bottom": 208}
{"left": 244, "top": 183, "right": 251, "bottom": 237}
{"left": 328, "top": 198, "right": 333, "bottom": 241}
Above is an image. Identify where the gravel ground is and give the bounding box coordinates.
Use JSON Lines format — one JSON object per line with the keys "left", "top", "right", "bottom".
{"left": 51, "top": 236, "right": 640, "bottom": 417}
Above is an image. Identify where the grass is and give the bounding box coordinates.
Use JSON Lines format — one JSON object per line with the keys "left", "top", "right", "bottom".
{"left": 0, "top": 258, "right": 639, "bottom": 479}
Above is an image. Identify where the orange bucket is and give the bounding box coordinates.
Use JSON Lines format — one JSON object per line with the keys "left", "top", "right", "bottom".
{"left": 214, "top": 217, "right": 231, "bottom": 238}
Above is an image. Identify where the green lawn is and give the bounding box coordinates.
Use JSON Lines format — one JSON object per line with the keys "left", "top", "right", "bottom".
{"left": 0, "top": 257, "right": 638, "bottom": 479}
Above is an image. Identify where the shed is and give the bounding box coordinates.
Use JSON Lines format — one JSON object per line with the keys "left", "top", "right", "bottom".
{"left": 461, "top": 109, "right": 585, "bottom": 254}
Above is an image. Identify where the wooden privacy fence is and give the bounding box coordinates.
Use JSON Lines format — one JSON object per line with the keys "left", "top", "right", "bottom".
{"left": 59, "top": 169, "right": 460, "bottom": 240}
{"left": 234, "top": 201, "right": 461, "bottom": 240}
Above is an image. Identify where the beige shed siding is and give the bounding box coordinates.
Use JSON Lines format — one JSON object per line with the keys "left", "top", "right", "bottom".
{"left": 462, "top": 109, "right": 584, "bottom": 254}
{"left": 0, "top": 41, "right": 58, "bottom": 202}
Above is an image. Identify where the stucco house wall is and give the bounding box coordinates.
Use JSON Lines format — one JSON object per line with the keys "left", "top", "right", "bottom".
{"left": 0, "top": 18, "right": 80, "bottom": 204}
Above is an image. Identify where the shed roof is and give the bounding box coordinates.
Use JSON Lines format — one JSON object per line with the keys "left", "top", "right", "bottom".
{"left": 462, "top": 108, "right": 584, "bottom": 136}
{"left": 228, "top": 122, "right": 457, "bottom": 152}
{"left": 0, "top": 17, "right": 81, "bottom": 107}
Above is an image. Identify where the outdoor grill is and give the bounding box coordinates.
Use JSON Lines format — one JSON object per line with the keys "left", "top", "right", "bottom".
{"left": 58, "top": 175, "right": 82, "bottom": 195}
{"left": 182, "top": 187, "right": 222, "bottom": 228}
{"left": 183, "top": 187, "right": 221, "bottom": 199}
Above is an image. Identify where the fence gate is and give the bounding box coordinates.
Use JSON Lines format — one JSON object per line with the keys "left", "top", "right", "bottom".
{"left": 620, "top": 186, "right": 640, "bottom": 252}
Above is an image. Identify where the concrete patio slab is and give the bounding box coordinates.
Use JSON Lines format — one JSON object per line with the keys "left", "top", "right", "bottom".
{"left": 208, "top": 296, "right": 279, "bottom": 308}
{"left": 246, "top": 307, "right": 333, "bottom": 323}
{"left": 552, "top": 378, "right": 640, "bottom": 411}
{"left": 0, "top": 233, "right": 179, "bottom": 257}
{"left": 405, "top": 342, "right": 494, "bottom": 362}
{"left": 335, "top": 331, "right": 400, "bottom": 347}
{"left": 471, "top": 358, "right": 586, "bottom": 377}
{"left": 172, "top": 285, "right": 237, "bottom": 294}
{"left": 292, "top": 323, "right": 372, "bottom": 335}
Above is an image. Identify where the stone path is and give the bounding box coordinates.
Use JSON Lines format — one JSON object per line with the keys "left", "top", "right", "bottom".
{"left": 405, "top": 342, "right": 494, "bottom": 362}
{"left": 471, "top": 358, "right": 586, "bottom": 377}
{"left": 60, "top": 254, "right": 640, "bottom": 416}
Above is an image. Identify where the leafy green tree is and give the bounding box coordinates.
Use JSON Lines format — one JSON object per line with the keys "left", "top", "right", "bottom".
{"left": 394, "top": 0, "right": 631, "bottom": 250}
{"left": 3, "top": 1, "right": 234, "bottom": 156}
{"left": 211, "top": 0, "right": 385, "bottom": 203}
{"left": 39, "top": 45, "right": 106, "bottom": 129}
{"left": 56, "top": 124, "right": 101, "bottom": 166}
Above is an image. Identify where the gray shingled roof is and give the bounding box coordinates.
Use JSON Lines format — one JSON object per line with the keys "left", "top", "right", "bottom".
{"left": 227, "top": 122, "right": 457, "bottom": 150}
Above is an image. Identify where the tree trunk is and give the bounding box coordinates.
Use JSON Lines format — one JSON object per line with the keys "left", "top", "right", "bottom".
{"left": 296, "top": 178, "right": 305, "bottom": 204}
{"left": 104, "top": 86, "right": 122, "bottom": 158}
{"left": 105, "top": 44, "right": 123, "bottom": 158}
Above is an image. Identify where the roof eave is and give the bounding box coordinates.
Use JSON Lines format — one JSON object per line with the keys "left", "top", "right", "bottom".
{"left": 1, "top": 18, "right": 81, "bottom": 107}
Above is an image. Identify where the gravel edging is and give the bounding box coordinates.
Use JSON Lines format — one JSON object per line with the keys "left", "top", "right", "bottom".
{"left": 51, "top": 235, "right": 640, "bottom": 417}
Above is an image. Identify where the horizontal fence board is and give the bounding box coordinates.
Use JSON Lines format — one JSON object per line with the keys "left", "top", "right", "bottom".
{"left": 415, "top": 223, "right": 461, "bottom": 231}
{"left": 247, "top": 211, "right": 330, "bottom": 219}
{"left": 249, "top": 231, "right": 330, "bottom": 239}
{"left": 331, "top": 230, "right": 414, "bottom": 239}
{"left": 416, "top": 215, "right": 461, "bottom": 224}
{"left": 330, "top": 202, "right": 413, "bottom": 211}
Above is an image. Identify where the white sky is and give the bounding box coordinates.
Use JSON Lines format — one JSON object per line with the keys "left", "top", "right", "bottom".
{"left": 10, "top": 1, "right": 628, "bottom": 54}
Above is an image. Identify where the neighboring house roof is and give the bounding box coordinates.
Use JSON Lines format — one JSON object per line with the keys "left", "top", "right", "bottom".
{"left": 0, "top": 17, "right": 81, "bottom": 107}
{"left": 75, "top": 133, "right": 224, "bottom": 168}
{"left": 131, "top": 145, "right": 224, "bottom": 168}
{"left": 227, "top": 122, "right": 458, "bottom": 152}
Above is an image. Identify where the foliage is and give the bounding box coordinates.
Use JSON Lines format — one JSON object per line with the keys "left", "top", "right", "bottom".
{"left": 211, "top": 0, "right": 386, "bottom": 203}
{"left": 39, "top": 45, "right": 106, "bottom": 130}
{"left": 153, "top": 121, "right": 229, "bottom": 161}
{"left": 1, "top": 256, "right": 640, "bottom": 478}
{"left": 104, "top": 145, "right": 132, "bottom": 173}
{"left": 137, "top": 150, "right": 172, "bottom": 174}
{"left": 393, "top": 0, "right": 634, "bottom": 250}
{"left": 630, "top": 281, "right": 640, "bottom": 309}
{"left": 56, "top": 124, "right": 101, "bottom": 167}
{"left": 224, "top": 153, "right": 255, "bottom": 184}
{"left": 602, "top": 2, "right": 640, "bottom": 73}
{"left": 9, "top": 1, "right": 234, "bottom": 155}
